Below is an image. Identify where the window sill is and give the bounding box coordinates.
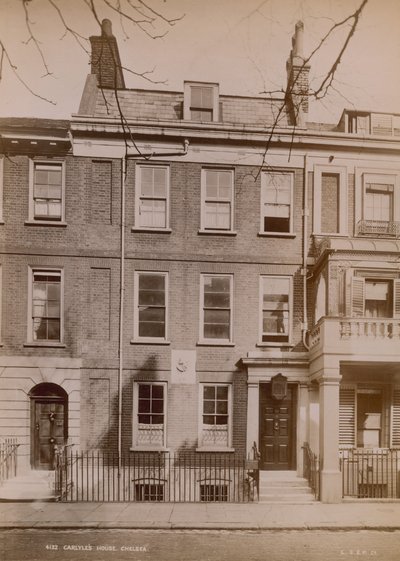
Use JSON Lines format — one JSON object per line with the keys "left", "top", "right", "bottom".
{"left": 197, "top": 341, "right": 235, "bottom": 347}
{"left": 25, "top": 220, "right": 67, "bottom": 227}
{"left": 198, "top": 230, "right": 237, "bottom": 236}
{"left": 131, "top": 227, "right": 172, "bottom": 234}
{"left": 196, "top": 447, "right": 235, "bottom": 453}
{"left": 313, "top": 232, "right": 348, "bottom": 237}
{"left": 258, "top": 232, "right": 296, "bottom": 238}
{"left": 24, "top": 342, "right": 66, "bottom": 348}
{"left": 256, "top": 342, "right": 293, "bottom": 348}
{"left": 130, "top": 339, "right": 170, "bottom": 346}
{"left": 130, "top": 447, "right": 169, "bottom": 452}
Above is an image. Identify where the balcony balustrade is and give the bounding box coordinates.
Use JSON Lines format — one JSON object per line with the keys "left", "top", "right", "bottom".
{"left": 310, "top": 317, "right": 400, "bottom": 358}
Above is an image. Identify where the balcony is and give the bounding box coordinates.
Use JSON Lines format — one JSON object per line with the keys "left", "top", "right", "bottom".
{"left": 309, "top": 317, "right": 400, "bottom": 359}
{"left": 356, "top": 220, "right": 400, "bottom": 238}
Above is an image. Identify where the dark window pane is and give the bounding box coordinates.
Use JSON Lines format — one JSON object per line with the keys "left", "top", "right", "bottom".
{"left": 152, "top": 400, "right": 164, "bottom": 414}
{"left": 152, "top": 385, "right": 164, "bottom": 399}
{"left": 204, "top": 323, "right": 230, "bottom": 340}
{"left": 216, "top": 401, "right": 228, "bottom": 415}
{"left": 152, "top": 415, "right": 164, "bottom": 425}
{"left": 139, "top": 274, "right": 165, "bottom": 291}
{"left": 139, "top": 385, "right": 150, "bottom": 398}
{"left": 139, "top": 307, "right": 165, "bottom": 322}
{"left": 204, "top": 293, "right": 230, "bottom": 308}
{"left": 139, "top": 289, "right": 165, "bottom": 306}
{"left": 204, "top": 309, "right": 230, "bottom": 325}
{"left": 138, "top": 321, "right": 165, "bottom": 338}
{"left": 204, "top": 386, "right": 215, "bottom": 400}
{"left": 138, "top": 398, "right": 150, "bottom": 413}
{"left": 217, "top": 386, "right": 228, "bottom": 400}
{"left": 215, "top": 415, "right": 228, "bottom": 425}
{"left": 47, "top": 320, "right": 60, "bottom": 340}
{"left": 204, "top": 401, "right": 215, "bottom": 414}
{"left": 264, "top": 216, "right": 290, "bottom": 232}
{"left": 204, "top": 277, "right": 230, "bottom": 293}
{"left": 203, "top": 415, "right": 215, "bottom": 425}
{"left": 138, "top": 414, "right": 150, "bottom": 424}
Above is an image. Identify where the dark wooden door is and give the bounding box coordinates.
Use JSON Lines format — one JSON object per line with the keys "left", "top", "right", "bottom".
{"left": 33, "top": 400, "right": 65, "bottom": 469}
{"left": 260, "top": 384, "right": 294, "bottom": 470}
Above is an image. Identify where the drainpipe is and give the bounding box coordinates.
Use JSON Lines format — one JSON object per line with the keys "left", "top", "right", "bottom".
{"left": 302, "top": 154, "right": 310, "bottom": 350}
{"left": 116, "top": 140, "right": 189, "bottom": 481}
{"left": 118, "top": 156, "right": 126, "bottom": 481}
{"left": 127, "top": 139, "right": 189, "bottom": 160}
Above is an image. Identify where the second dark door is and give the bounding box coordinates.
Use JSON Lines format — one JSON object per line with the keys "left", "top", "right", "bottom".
{"left": 260, "top": 383, "right": 295, "bottom": 470}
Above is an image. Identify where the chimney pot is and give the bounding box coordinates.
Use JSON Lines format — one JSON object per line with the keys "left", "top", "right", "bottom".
{"left": 293, "top": 20, "right": 304, "bottom": 58}
{"left": 101, "top": 19, "right": 113, "bottom": 37}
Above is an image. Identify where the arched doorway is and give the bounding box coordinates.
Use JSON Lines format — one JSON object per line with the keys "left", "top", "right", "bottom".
{"left": 29, "top": 383, "right": 68, "bottom": 470}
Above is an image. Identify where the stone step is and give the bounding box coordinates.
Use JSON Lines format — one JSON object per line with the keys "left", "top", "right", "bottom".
{"left": 0, "top": 471, "right": 58, "bottom": 502}
{"left": 258, "top": 495, "right": 316, "bottom": 503}
{"left": 259, "top": 485, "right": 313, "bottom": 495}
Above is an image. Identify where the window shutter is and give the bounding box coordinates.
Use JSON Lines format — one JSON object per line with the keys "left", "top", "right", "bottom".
{"left": 339, "top": 387, "right": 356, "bottom": 446}
{"left": 351, "top": 277, "right": 365, "bottom": 317}
{"left": 392, "top": 388, "right": 400, "bottom": 447}
{"left": 393, "top": 279, "right": 400, "bottom": 318}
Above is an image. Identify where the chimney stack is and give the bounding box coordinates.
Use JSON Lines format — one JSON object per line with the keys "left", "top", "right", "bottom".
{"left": 286, "top": 21, "right": 310, "bottom": 126}
{"left": 89, "top": 19, "right": 125, "bottom": 89}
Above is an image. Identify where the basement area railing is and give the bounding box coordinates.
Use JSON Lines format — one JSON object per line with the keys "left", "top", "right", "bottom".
{"left": 0, "top": 439, "right": 19, "bottom": 485}
{"left": 303, "top": 442, "right": 320, "bottom": 500}
{"left": 55, "top": 449, "right": 258, "bottom": 503}
{"left": 340, "top": 448, "right": 400, "bottom": 499}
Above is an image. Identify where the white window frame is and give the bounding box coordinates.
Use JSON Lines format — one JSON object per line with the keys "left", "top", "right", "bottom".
{"left": 259, "top": 275, "right": 292, "bottom": 346}
{"left": 132, "top": 381, "right": 167, "bottom": 450}
{"left": 313, "top": 165, "right": 348, "bottom": 235}
{"left": 200, "top": 169, "right": 234, "bottom": 233}
{"left": 260, "top": 170, "right": 294, "bottom": 236}
{"left": 349, "top": 271, "right": 400, "bottom": 319}
{"left": 199, "top": 274, "right": 233, "bottom": 345}
{"left": 198, "top": 383, "right": 233, "bottom": 451}
{"left": 339, "top": 384, "right": 395, "bottom": 449}
{"left": 134, "top": 164, "right": 170, "bottom": 231}
{"left": 183, "top": 81, "right": 219, "bottom": 122}
{"left": 133, "top": 271, "right": 169, "bottom": 343}
{"left": 27, "top": 267, "right": 64, "bottom": 345}
{"left": 355, "top": 168, "right": 400, "bottom": 235}
{"left": 28, "top": 159, "right": 66, "bottom": 224}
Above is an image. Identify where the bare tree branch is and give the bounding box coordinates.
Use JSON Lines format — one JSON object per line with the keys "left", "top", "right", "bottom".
{"left": 22, "top": 0, "right": 53, "bottom": 78}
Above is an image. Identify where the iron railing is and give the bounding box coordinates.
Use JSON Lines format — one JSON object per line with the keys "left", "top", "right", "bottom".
{"left": 55, "top": 449, "right": 258, "bottom": 503}
{"left": 356, "top": 220, "right": 400, "bottom": 237}
{"left": 340, "top": 448, "right": 400, "bottom": 499}
{"left": 0, "top": 439, "right": 19, "bottom": 485}
{"left": 303, "top": 442, "right": 320, "bottom": 500}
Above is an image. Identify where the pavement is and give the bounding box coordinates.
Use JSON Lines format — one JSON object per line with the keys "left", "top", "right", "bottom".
{"left": 0, "top": 500, "right": 400, "bottom": 531}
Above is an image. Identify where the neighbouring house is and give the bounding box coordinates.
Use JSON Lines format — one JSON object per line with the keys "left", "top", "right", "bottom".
{"left": 1, "top": 20, "right": 400, "bottom": 503}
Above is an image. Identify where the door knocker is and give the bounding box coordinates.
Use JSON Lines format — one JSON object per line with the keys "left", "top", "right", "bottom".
{"left": 274, "top": 421, "right": 279, "bottom": 431}
{"left": 49, "top": 412, "right": 55, "bottom": 422}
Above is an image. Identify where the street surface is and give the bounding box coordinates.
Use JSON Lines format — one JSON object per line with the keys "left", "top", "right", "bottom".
{"left": 0, "top": 529, "right": 399, "bottom": 561}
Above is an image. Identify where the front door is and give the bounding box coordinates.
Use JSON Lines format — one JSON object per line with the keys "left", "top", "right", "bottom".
{"left": 33, "top": 400, "right": 66, "bottom": 469}
{"left": 259, "top": 383, "right": 296, "bottom": 470}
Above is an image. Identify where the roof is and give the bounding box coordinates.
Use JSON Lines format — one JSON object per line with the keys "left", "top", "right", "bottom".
{"left": 80, "top": 86, "right": 291, "bottom": 128}
{"left": 0, "top": 118, "right": 70, "bottom": 138}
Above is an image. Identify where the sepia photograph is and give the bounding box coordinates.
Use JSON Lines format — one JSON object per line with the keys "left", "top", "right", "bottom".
{"left": 0, "top": 0, "right": 400, "bottom": 559}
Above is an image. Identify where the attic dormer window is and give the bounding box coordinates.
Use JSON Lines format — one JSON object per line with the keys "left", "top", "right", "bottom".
{"left": 184, "top": 82, "right": 219, "bottom": 122}
{"left": 190, "top": 86, "right": 213, "bottom": 121}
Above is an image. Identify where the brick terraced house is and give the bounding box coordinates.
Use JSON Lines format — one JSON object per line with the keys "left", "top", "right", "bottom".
{"left": 1, "top": 20, "right": 400, "bottom": 503}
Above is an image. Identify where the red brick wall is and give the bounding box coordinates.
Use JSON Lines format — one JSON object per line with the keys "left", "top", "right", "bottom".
{"left": 1, "top": 154, "right": 305, "bottom": 453}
